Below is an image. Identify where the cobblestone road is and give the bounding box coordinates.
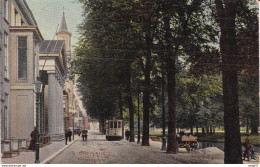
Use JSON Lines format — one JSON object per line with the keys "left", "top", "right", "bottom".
{"left": 48, "top": 130, "right": 182, "bottom": 164}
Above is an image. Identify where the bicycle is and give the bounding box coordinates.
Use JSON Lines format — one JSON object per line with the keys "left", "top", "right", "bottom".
{"left": 242, "top": 148, "right": 257, "bottom": 161}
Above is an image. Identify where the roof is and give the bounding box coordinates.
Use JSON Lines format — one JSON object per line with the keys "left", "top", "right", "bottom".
{"left": 58, "top": 12, "right": 69, "bottom": 33}
{"left": 39, "top": 40, "right": 65, "bottom": 54}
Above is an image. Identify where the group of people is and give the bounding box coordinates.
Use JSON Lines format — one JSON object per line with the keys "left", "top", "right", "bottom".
{"left": 65, "top": 129, "right": 73, "bottom": 145}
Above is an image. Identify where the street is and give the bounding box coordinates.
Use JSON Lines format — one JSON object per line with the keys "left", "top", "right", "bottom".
{"left": 48, "top": 130, "right": 181, "bottom": 164}
{"left": 48, "top": 130, "right": 226, "bottom": 164}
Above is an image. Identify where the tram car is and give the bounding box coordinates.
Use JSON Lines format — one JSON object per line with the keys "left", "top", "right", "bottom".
{"left": 105, "top": 119, "right": 124, "bottom": 141}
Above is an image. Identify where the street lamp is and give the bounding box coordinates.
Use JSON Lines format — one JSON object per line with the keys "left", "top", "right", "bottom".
{"left": 33, "top": 78, "right": 43, "bottom": 163}
{"left": 72, "top": 113, "right": 75, "bottom": 140}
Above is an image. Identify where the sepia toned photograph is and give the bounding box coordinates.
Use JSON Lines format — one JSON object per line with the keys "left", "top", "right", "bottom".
{"left": 0, "top": 0, "right": 259, "bottom": 165}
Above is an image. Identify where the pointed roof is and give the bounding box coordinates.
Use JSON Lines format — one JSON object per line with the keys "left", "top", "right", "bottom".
{"left": 58, "top": 11, "right": 70, "bottom": 34}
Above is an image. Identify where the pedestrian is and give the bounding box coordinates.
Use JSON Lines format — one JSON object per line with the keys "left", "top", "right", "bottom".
{"left": 243, "top": 133, "right": 252, "bottom": 160}
{"left": 65, "top": 129, "right": 69, "bottom": 145}
{"left": 125, "top": 130, "right": 130, "bottom": 141}
{"left": 28, "top": 127, "right": 36, "bottom": 151}
{"left": 68, "top": 129, "right": 72, "bottom": 141}
{"left": 78, "top": 129, "right": 81, "bottom": 136}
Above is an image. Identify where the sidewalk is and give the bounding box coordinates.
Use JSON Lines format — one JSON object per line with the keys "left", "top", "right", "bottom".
{"left": 1, "top": 136, "right": 80, "bottom": 164}
{"left": 134, "top": 137, "right": 259, "bottom": 164}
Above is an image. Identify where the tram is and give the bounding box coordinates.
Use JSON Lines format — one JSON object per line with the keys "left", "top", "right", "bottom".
{"left": 105, "top": 119, "right": 124, "bottom": 141}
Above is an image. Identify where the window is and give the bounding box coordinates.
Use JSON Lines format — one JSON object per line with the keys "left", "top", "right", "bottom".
{"left": 15, "top": 10, "right": 18, "bottom": 26}
{"left": 114, "top": 121, "right": 117, "bottom": 128}
{"left": 118, "top": 121, "right": 121, "bottom": 128}
{"left": 4, "top": 33, "right": 9, "bottom": 78}
{"left": 109, "top": 121, "right": 113, "bottom": 128}
{"left": 18, "top": 37, "right": 27, "bottom": 79}
{"left": 4, "top": 0, "right": 9, "bottom": 20}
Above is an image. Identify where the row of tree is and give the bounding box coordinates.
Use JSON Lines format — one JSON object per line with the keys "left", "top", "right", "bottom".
{"left": 74, "top": 0, "right": 259, "bottom": 164}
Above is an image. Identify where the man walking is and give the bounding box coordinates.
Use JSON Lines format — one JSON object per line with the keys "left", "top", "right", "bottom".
{"left": 65, "top": 129, "right": 69, "bottom": 145}
{"left": 68, "top": 129, "right": 72, "bottom": 141}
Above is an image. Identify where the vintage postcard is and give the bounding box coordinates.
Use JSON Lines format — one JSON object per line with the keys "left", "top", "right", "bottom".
{"left": 0, "top": 0, "right": 259, "bottom": 166}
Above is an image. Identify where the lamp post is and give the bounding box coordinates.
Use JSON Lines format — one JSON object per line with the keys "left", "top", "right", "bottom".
{"left": 33, "top": 78, "right": 42, "bottom": 163}
{"left": 137, "top": 86, "right": 140, "bottom": 144}
{"left": 72, "top": 113, "right": 75, "bottom": 140}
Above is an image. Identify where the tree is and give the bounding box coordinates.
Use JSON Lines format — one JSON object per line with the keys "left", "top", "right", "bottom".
{"left": 215, "top": 0, "right": 242, "bottom": 164}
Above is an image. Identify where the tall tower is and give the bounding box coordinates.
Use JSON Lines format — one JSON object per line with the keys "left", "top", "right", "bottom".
{"left": 57, "top": 11, "right": 71, "bottom": 57}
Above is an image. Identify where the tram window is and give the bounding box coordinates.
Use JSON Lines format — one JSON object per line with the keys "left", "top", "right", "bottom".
{"left": 114, "top": 121, "right": 117, "bottom": 128}
{"left": 109, "top": 121, "right": 113, "bottom": 128}
{"left": 118, "top": 121, "right": 121, "bottom": 128}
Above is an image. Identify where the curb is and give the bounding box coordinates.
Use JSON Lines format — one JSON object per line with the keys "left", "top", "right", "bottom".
{"left": 40, "top": 137, "right": 79, "bottom": 164}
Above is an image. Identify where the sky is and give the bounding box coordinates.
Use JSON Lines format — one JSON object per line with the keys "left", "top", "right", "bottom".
{"left": 26, "top": 0, "right": 83, "bottom": 52}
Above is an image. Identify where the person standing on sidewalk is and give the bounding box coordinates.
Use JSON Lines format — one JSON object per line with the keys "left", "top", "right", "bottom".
{"left": 65, "top": 129, "right": 69, "bottom": 145}
{"left": 68, "top": 129, "right": 72, "bottom": 141}
{"left": 28, "top": 127, "right": 37, "bottom": 151}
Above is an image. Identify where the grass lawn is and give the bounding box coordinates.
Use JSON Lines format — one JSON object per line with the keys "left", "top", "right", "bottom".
{"left": 149, "top": 132, "right": 260, "bottom": 146}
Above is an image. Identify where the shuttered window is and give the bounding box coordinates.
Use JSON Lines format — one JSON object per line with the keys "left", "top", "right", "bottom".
{"left": 18, "top": 37, "right": 27, "bottom": 79}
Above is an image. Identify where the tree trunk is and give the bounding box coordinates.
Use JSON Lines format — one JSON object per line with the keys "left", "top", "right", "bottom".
{"left": 190, "top": 127, "right": 193, "bottom": 135}
{"left": 250, "top": 116, "right": 259, "bottom": 134}
{"left": 142, "top": 31, "right": 152, "bottom": 146}
{"left": 202, "top": 127, "right": 205, "bottom": 135}
{"left": 246, "top": 117, "right": 249, "bottom": 134}
{"left": 126, "top": 68, "right": 135, "bottom": 142}
{"left": 161, "top": 62, "right": 166, "bottom": 137}
{"left": 164, "top": 16, "right": 177, "bottom": 154}
{"left": 213, "top": 127, "right": 216, "bottom": 134}
{"left": 210, "top": 127, "right": 213, "bottom": 135}
{"left": 137, "top": 87, "right": 141, "bottom": 143}
{"left": 206, "top": 127, "right": 209, "bottom": 134}
{"left": 196, "top": 126, "right": 199, "bottom": 135}
{"left": 119, "top": 91, "right": 123, "bottom": 120}
{"left": 215, "top": 0, "right": 242, "bottom": 163}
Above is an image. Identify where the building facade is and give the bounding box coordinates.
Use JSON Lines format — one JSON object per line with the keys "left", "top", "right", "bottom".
{"left": 1, "top": 0, "right": 11, "bottom": 142}
{"left": 0, "top": 0, "right": 44, "bottom": 141}
{"left": 39, "top": 40, "right": 67, "bottom": 141}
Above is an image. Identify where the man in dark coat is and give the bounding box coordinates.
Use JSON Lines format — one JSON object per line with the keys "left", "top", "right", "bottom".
{"left": 65, "top": 129, "right": 69, "bottom": 145}
{"left": 125, "top": 130, "right": 130, "bottom": 141}
{"left": 28, "top": 127, "right": 36, "bottom": 151}
{"left": 68, "top": 129, "right": 72, "bottom": 141}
